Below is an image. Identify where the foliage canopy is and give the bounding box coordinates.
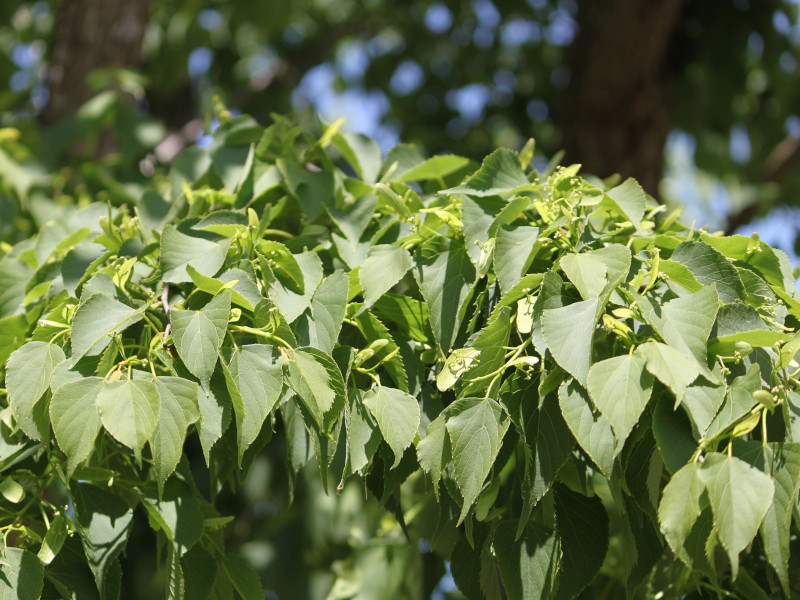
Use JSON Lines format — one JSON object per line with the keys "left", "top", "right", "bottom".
{"left": 1, "top": 112, "right": 800, "bottom": 599}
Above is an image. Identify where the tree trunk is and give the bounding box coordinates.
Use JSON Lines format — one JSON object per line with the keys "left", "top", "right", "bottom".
{"left": 43, "top": 0, "right": 152, "bottom": 124}
{"left": 560, "top": 0, "right": 686, "bottom": 197}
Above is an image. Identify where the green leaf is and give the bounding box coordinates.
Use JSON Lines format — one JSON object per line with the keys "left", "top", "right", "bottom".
{"left": 493, "top": 521, "right": 558, "bottom": 600}
{"left": 221, "top": 554, "right": 264, "bottom": 600}
{"left": 446, "top": 397, "right": 509, "bottom": 524}
{"left": 414, "top": 237, "right": 476, "bottom": 352}
{"left": 347, "top": 389, "right": 380, "bottom": 474}
{"left": 358, "top": 245, "right": 413, "bottom": 310}
{"left": 287, "top": 347, "right": 345, "bottom": 434}
{"left": 733, "top": 441, "right": 800, "bottom": 593}
{"left": 682, "top": 377, "right": 726, "bottom": 437}
{"left": 194, "top": 367, "right": 233, "bottom": 464}
{"left": 171, "top": 290, "right": 231, "bottom": 385}
{"left": 38, "top": 514, "right": 70, "bottom": 565}
{"left": 493, "top": 225, "right": 539, "bottom": 294}
{"left": 448, "top": 148, "right": 530, "bottom": 196}
{"left": 461, "top": 306, "right": 512, "bottom": 396}
{"left": 542, "top": 298, "right": 600, "bottom": 386}
{"left": 704, "top": 364, "right": 760, "bottom": 440}
{"left": 295, "top": 270, "right": 348, "bottom": 354}
{"left": 658, "top": 462, "right": 704, "bottom": 559}
{"left": 504, "top": 378, "right": 574, "bottom": 537}
{"left": 651, "top": 395, "right": 697, "bottom": 473}
{"left": 700, "top": 453, "right": 774, "bottom": 579}
{"left": 635, "top": 284, "right": 719, "bottom": 365}
{"left": 181, "top": 546, "right": 217, "bottom": 600}
{"left": 397, "top": 154, "right": 470, "bottom": 182}
{"left": 560, "top": 253, "right": 608, "bottom": 300}
{"left": 265, "top": 250, "right": 323, "bottom": 323}
{"left": 416, "top": 412, "right": 451, "bottom": 495}
{"left": 363, "top": 386, "right": 420, "bottom": 468}
{"left": 0, "top": 548, "right": 43, "bottom": 600}
{"left": 333, "top": 131, "right": 382, "bottom": 184}
{"left": 0, "top": 477, "right": 23, "bottom": 503}
{"left": 604, "top": 178, "right": 646, "bottom": 230}
{"left": 461, "top": 195, "right": 505, "bottom": 265}
{"left": 150, "top": 377, "right": 200, "bottom": 492}
{"left": 554, "top": 484, "right": 609, "bottom": 600}
{"left": 96, "top": 379, "right": 160, "bottom": 462}
{"left": 224, "top": 344, "right": 283, "bottom": 462}
{"left": 73, "top": 483, "right": 134, "bottom": 598}
{"left": 277, "top": 159, "right": 334, "bottom": 221}
{"left": 50, "top": 377, "right": 103, "bottom": 474}
{"left": 70, "top": 294, "right": 145, "bottom": 362}
{"left": 659, "top": 259, "right": 702, "bottom": 292}
{"left": 635, "top": 341, "right": 699, "bottom": 402}
{"left": 140, "top": 479, "right": 203, "bottom": 554}
{"left": 0, "top": 257, "right": 33, "bottom": 319}
{"left": 558, "top": 380, "right": 616, "bottom": 476}
{"left": 160, "top": 225, "right": 232, "bottom": 283}
{"left": 670, "top": 241, "right": 744, "bottom": 304}
{"left": 587, "top": 354, "right": 653, "bottom": 446}
{"left": 6, "top": 341, "right": 65, "bottom": 426}
{"left": 186, "top": 264, "right": 256, "bottom": 311}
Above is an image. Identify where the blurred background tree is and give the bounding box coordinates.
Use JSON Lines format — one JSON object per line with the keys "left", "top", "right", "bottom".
{"left": 2, "top": 1, "right": 800, "bottom": 598}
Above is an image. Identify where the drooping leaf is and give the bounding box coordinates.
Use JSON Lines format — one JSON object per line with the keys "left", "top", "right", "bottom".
{"left": 504, "top": 378, "right": 574, "bottom": 537}
{"left": 446, "top": 397, "right": 509, "bottom": 524}
{"left": 6, "top": 340, "right": 65, "bottom": 426}
{"left": 139, "top": 479, "right": 203, "bottom": 554}
{"left": 96, "top": 379, "right": 161, "bottom": 461}
{"left": 295, "top": 270, "right": 348, "bottom": 353}
{"left": 416, "top": 412, "right": 451, "bottom": 495}
{"left": 170, "top": 290, "right": 231, "bottom": 385}
{"left": 700, "top": 453, "right": 774, "bottom": 579}
{"left": 50, "top": 377, "right": 103, "bottom": 474}
{"left": 72, "top": 483, "right": 134, "bottom": 598}
{"left": 635, "top": 341, "right": 700, "bottom": 403}
{"left": 286, "top": 347, "right": 345, "bottom": 434}
{"left": 558, "top": 380, "right": 616, "bottom": 476}
{"left": 554, "top": 484, "right": 609, "bottom": 600}
{"left": 363, "top": 386, "right": 420, "bottom": 468}
{"left": 587, "top": 354, "right": 653, "bottom": 446}
{"left": 220, "top": 553, "right": 264, "bottom": 600}
{"left": 223, "top": 344, "right": 283, "bottom": 462}
{"left": 493, "top": 520, "right": 558, "bottom": 600}
{"left": 560, "top": 253, "right": 608, "bottom": 300}
{"left": 70, "top": 294, "right": 145, "bottom": 362}
{"left": 0, "top": 548, "right": 44, "bottom": 600}
{"left": 635, "top": 285, "right": 719, "bottom": 365}
{"left": 542, "top": 298, "right": 600, "bottom": 386}
{"left": 658, "top": 462, "right": 704, "bottom": 559}
{"left": 414, "top": 237, "right": 476, "bottom": 352}
{"left": 150, "top": 376, "right": 200, "bottom": 491}
{"left": 732, "top": 441, "right": 800, "bottom": 594}
{"left": 347, "top": 389, "right": 380, "bottom": 474}
{"left": 493, "top": 224, "right": 539, "bottom": 294}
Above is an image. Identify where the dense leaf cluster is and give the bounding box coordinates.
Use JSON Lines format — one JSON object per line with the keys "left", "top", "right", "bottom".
{"left": 1, "top": 113, "right": 800, "bottom": 599}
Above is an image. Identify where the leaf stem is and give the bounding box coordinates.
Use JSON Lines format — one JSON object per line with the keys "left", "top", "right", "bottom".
{"left": 230, "top": 325, "right": 291, "bottom": 349}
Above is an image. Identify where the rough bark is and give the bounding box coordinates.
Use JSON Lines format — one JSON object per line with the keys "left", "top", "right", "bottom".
{"left": 43, "top": 0, "right": 152, "bottom": 124}
{"left": 560, "top": 0, "right": 686, "bottom": 197}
